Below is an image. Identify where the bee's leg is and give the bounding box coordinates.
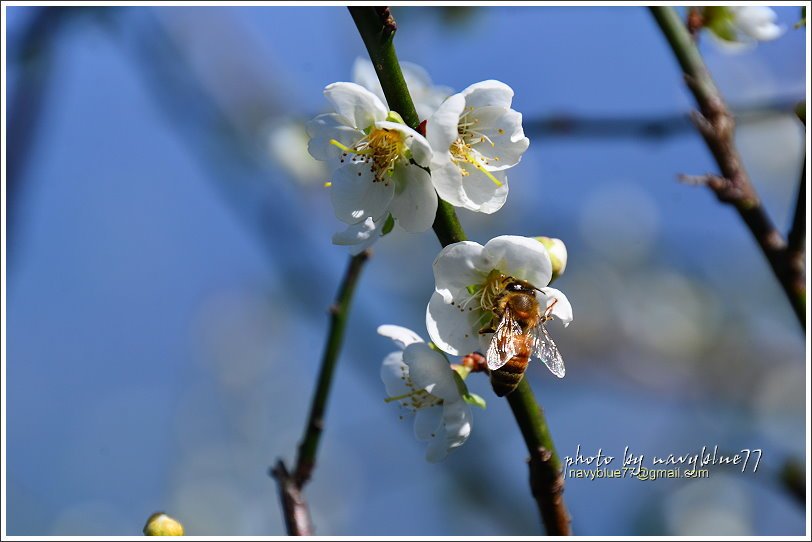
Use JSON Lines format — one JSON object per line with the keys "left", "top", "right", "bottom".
{"left": 543, "top": 297, "right": 559, "bottom": 321}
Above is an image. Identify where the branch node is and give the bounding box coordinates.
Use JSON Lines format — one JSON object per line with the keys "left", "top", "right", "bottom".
{"left": 374, "top": 7, "right": 397, "bottom": 36}
{"left": 689, "top": 109, "right": 715, "bottom": 139}
{"left": 461, "top": 351, "right": 488, "bottom": 373}
{"left": 678, "top": 173, "right": 749, "bottom": 203}
{"left": 271, "top": 459, "right": 313, "bottom": 536}
{"left": 528, "top": 446, "right": 570, "bottom": 534}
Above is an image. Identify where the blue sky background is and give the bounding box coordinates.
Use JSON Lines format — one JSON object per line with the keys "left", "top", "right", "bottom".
{"left": 5, "top": 5, "right": 807, "bottom": 536}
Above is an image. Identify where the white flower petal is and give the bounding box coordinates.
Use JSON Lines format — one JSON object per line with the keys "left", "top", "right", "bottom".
{"left": 468, "top": 106, "right": 529, "bottom": 171}
{"left": 330, "top": 162, "right": 395, "bottom": 224}
{"left": 414, "top": 406, "right": 443, "bottom": 441}
{"left": 351, "top": 57, "right": 381, "bottom": 100}
{"left": 481, "top": 235, "right": 553, "bottom": 289}
{"left": 427, "top": 93, "right": 466, "bottom": 153}
{"left": 344, "top": 227, "right": 381, "bottom": 255}
{"left": 389, "top": 166, "right": 437, "bottom": 233}
{"left": 401, "top": 61, "right": 454, "bottom": 120}
{"left": 377, "top": 324, "right": 424, "bottom": 349}
{"left": 425, "top": 430, "right": 450, "bottom": 463}
{"left": 423, "top": 401, "right": 473, "bottom": 462}
{"left": 539, "top": 287, "right": 573, "bottom": 327}
{"left": 456, "top": 163, "right": 508, "bottom": 214}
{"left": 324, "top": 82, "right": 388, "bottom": 130}
{"left": 332, "top": 216, "right": 378, "bottom": 245}
{"left": 306, "top": 113, "right": 363, "bottom": 162}
{"left": 733, "top": 6, "right": 785, "bottom": 41}
{"left": 403, "top": 343, "right": 459, "bottom": 401}
{"left": 432, "top": 241, "right": 487, "bottom": 303}
{"left": 353, "top": 58, "right": 452, "bottom": 121}
{"left": 462, "top": 80, "right": 514, "bottom": 109}
{"left": 374, "top": 120, "right": 432, "bottom": 167}
{"left": 426, "top": 292, "right": 483, "bottom": 356}
{"left": 380, "top": 351, "right": 412, "bottom": 400}
{"left": 429, "top": 158, "right": 469, "bottom": 210}
{"left": 441, "top": 400, "right": 472, "bottom": 449}
{"left": 400, "top": 61, "right": 433, "bottom": 93}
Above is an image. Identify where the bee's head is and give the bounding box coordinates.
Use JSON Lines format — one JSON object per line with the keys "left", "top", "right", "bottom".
{"left": 506, "top": 279, "right": 537, "bottom": 294}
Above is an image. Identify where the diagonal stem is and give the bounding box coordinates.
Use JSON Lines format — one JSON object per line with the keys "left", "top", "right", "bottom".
{"left": 271, "top": 250, "right": 371, "bottom": 535}
{"left": 787, "top": 151, "right": 805, "bottom": 280}
{"left": 649, "top": 6, "right": 805, "bottom": 328}
{"left": 349, "top": 6, "right": 571, "bottom": 535}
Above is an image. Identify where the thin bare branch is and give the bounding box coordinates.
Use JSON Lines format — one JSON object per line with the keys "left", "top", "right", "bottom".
{"left": 650, "top": 6, "right": 805, "bottom": 328}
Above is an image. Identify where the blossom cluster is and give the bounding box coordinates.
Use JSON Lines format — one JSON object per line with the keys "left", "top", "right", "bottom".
{"left": 307, "top": 60, "right": 572, "bottom": 462}
{"left": 307, "top": 59, "right": 529, "bottom": 253}
{"left": 300, "top": 7, "right": 791, "bottom": 465}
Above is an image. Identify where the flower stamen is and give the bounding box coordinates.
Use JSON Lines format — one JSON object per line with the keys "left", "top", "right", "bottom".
{"left": 449, "top": 138, "right": 503, "bottom": 187}
{"left": 330, "top": 128, "right": 407, "bottom": 182}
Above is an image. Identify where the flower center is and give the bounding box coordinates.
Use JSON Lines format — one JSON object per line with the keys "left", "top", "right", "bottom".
{"left": 385, "top": 364, "right": 442, "bottom": 410}
{"left": 331, "top": 127, "right": 406, "bottom": 182}
{"left": 448, "top": 108, "right": 503, "bottom": 187}
{"left": 452, "top": 270, "right": 546, "bottom": 332}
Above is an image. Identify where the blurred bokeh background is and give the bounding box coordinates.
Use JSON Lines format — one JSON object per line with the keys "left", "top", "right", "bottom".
{"left": 5, "top": 5, "right": 807, "bottom": 536}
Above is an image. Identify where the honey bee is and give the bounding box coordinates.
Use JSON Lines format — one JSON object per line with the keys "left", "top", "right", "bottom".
{"left": 480, "top": 272, "right": 564, "bottom": 397}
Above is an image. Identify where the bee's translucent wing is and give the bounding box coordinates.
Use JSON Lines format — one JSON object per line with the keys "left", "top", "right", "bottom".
{"left": 486, "top": 307, "right": 521, "bottom": 371}
{"left": 533, "top": 323, "right": 565, "bottom": 378}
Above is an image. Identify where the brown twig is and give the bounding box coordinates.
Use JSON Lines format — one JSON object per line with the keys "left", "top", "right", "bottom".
{"left": 528, "top": 447, "right": 569, "bottom": 535}
{"left": 787, "top": 153, "right": 806, "bottom": 281}
{"left": 650, "top": 7, "right": 805, "bottom": 328}
{"left": 271, "top": 251, "right": 371, "bottom": 535}
{"left": 507, "top": 383, "right": 572, "bottom": 535}
{"left": 271, "top": 460, "right": 313, "bottom": 536}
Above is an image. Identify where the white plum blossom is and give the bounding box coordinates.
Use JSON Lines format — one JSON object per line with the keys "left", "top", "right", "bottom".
{"left": 730, "top": 6, "right": 785, "bottom": 41}
{"left": 426, "top": 80, "right": 530, "bottom": 214}
{"left": 425, "top": 236, "right": 572, "bottom": 368}
{"left": 307, "top": 82, "right": 438, "bottom": 248}
{"left": 704, "top": 6, "right": 785, "bottom": 50}
{"left": 353, "top": 57, "right": 453, "bottom": 121}
{"left": 378, "top": 324, "right": 473, "bottom": 462}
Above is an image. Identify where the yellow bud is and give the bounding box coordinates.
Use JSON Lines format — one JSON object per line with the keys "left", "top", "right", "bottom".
{"left": 143, "top": 512, "right": 184, "bottom": 536}
{"left": 535, "top": 236, "right": 568, "bottom": 281}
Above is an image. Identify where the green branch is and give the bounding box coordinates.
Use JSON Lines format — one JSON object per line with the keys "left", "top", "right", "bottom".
{"left": 349, "top": 6, "right": 571, "bottom": 535}
{"left": 650, "top": 6, "right": 806, "bottom": 328}
{"left": 272, "top": 251, "right": 370, "bottom": 535}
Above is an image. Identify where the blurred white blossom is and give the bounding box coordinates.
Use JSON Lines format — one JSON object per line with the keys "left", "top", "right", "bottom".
{"left": 353, "top": 58, "right": 452, "bottom": 121}
{"left": 265, "top": 118, "right": 328, "bottom": 185}
{"left": 704, "top": 6, "right": 785, "bottom": 50}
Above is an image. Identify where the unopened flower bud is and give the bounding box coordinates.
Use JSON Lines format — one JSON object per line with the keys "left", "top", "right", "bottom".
{"left": 535, "top": 236, "right": 567, "bottom": 281}
{"left": 143, "top": 512, "right": 184, "bottom": 536}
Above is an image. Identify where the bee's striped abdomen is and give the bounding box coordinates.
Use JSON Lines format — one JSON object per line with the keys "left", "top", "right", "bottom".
{"left": 490, "top": 352, "right": 530, "bottom": 397}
